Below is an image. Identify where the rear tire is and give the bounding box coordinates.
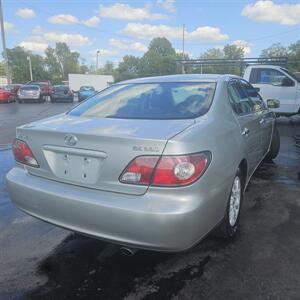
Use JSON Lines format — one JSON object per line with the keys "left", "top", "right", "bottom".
{"left": 216, "top": 169, "right": 243, "bottom": 239}
{"left": 266, "top": 126, "right": 280, "bottom": 160}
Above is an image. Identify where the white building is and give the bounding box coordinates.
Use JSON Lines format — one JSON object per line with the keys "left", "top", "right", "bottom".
{"left": 68, "top": 74, "right": 114, "bottom": 92}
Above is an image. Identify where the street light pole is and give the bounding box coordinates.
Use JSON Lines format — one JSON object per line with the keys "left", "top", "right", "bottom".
{"left": 27, "top": 55, "right": 33, "bottom": 81}
{"left": 96, "top": 50, "right": 100, "bottom": 70}
{"left": 182, "top": 24, "right": 185, "bottom": 74}
{"left": 0, "top": 0, "right": 11, "bottom": 84}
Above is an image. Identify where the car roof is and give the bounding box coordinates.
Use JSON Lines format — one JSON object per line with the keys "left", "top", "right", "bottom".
{"left": 21, "top": 84, "right": 40, "bottom": 88}
{"left": 118, "top": 74, "right": 240, "bottom": 84}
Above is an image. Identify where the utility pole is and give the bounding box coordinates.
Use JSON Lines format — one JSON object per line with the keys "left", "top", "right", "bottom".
{"left": 182, "top": 24, "right": 185, "bottom": 74}
{"left": 0, "top": 0, "right": 11, "bottom": 84}
{"left": 27, "top": 55, "right": 33, "bottom": 80}
{"left": 96, "top": 50, "right": 100, "bottom": 70}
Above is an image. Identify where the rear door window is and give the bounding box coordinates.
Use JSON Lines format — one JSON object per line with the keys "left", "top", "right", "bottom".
{"left": 227, "top": 80, "right": 254, "bottom": 115}
{"left": 239, "top": 80, "right": 266, "bottom": 112}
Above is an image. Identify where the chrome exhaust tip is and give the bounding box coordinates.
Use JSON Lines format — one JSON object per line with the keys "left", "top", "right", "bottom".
{"left": 120, "top": 247, "right": 137, "bottom": 256}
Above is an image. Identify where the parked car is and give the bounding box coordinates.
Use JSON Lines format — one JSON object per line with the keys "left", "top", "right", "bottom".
{"left": 17, "top": 84, "right": 44, "bottom": 103}
{"left": 24, "top": 80, "right": 52, "bottom": 99}
{"left": 7, "top": 74, "right": 280, "bottom": 252}
{"left": 78, "top": 86, "right": 96, "bottom": 102}
{"left": 0, "top": 86, "right": 13, "bottom": 103}
{"left": 51, "top": 85, "right": 74, "bottom": 103}
{"left": 5, "top": 84, "right": 22, "bottom": 101}
{"left": 244, "top": 65, "right": 300, "bottom": 117}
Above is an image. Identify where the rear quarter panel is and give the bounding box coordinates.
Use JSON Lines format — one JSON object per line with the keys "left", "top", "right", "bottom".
{"left": 162, "top": 80, "right": 247, "bottom": 235}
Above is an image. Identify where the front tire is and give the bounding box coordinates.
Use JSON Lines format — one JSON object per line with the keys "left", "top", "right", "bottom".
{"left": 216, "top": 169, "right": 243, "bottom": 239}
{"left": 266, "top": 126, "right": 280, "bottom": 160}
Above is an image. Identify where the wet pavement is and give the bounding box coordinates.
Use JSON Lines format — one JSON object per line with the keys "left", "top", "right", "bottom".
{"left": 0, "top": 102, "right": 75, "bottom": 145}
{"left": 0, "top": 111, "right": 300, "bottom": 299}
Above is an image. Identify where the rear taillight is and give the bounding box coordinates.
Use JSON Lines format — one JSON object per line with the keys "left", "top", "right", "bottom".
{"left": 12, "top": 139, "right": 39, "bottom": 167}
{"left": 120, "top": 156, "right": 159, "bottom": 185}
{"left": 120, "top": 152, "right": 210, "bottom": 187}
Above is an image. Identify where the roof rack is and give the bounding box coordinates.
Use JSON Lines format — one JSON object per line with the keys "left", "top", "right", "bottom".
{"left": 176, "top": 57, "right": 290, "bottom": 75}
{"left": 176, "top": 57, "right": 288, "bottom": 66}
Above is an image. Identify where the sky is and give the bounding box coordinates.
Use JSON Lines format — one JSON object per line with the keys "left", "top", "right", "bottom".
{"left": 2, "top": 0, "right": 300, "bottom": 67}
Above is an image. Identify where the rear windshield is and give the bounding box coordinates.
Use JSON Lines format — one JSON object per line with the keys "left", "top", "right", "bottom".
{"left": 69, "top": 82, "right": 216, "bottom": 120}
{"left": 53, "top": 86, "right": 69, "bottom": 91}
{"left": 21, "top": 86, "right": 39, "bottom": 91}
{"left": 80, "top": 86, "right": 95, "bottom": 91}
{"left": 32, "top": 82, "right": 48, "bottom": 86}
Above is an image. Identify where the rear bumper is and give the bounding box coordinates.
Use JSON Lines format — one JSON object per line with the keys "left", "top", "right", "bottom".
{"left": 18, "top": 96, "right": 41, "bottom": 101}
{"left": 6, "top": 166, "right": 230, "bottom": 251}
{"left": 0, "top": 97, "right": 10, "bottom": 102}
{"left": 52, "top": 95, "right": 73, "bottom": 101}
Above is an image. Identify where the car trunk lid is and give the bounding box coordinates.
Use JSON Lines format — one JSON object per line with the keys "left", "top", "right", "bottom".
{"left": 16, "top": 114, "right": 194, "bottom": 195}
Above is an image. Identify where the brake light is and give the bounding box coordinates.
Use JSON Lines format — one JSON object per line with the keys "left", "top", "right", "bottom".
{"left": 120, "top": 152, "right": 210, "bottom": 187}
{"left": 120, "top": 156, "right": 159, "bottom": 185}
{"left": 12, "top": 139, "right": 39, "bottom": 167}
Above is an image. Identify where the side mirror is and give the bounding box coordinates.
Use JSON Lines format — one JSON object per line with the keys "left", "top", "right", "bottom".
{"left": 267, "top": 99, "right": 280, "bottom": 109}
{"left": 281, "top": 77, "right": 295, "bottom": 87}
{"left": 254, "top": 87, "right": 260, "bottom": 93}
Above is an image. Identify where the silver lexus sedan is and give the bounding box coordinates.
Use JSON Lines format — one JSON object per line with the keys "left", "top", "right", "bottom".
{"left": 6, "top": 74, "right": 280, "bottom": 252}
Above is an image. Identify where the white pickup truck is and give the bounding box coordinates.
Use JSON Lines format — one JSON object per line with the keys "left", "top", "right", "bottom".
{"left": 244, "top": 65, "right": 300, "bottom": 116}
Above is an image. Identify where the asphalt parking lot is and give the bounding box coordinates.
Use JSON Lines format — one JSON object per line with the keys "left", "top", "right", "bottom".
{"left": 0, "top": 101, "right": 76, "bottom": 145}
{"left": 1, "top": 102, "right": 300, "bottom": 300}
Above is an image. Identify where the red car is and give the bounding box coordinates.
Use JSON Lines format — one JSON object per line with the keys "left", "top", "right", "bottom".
{"left": 0, "top": 86, "right": 13, "bottom": 103}
{"left": 5, "top": 84, "right": 22, "bottom": 101}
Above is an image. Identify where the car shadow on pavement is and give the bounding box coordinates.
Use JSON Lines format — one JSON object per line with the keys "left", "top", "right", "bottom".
{"left": 25, "top": 232, "right": 229, "bottom": 300}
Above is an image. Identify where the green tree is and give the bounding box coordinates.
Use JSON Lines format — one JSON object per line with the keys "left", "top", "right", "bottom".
{"left": 115, "top": 55, "right": 141, "bottom": 82}
{"left": 0, "top": 61, "right": 5, "bottom": 77}
{"left": 96, "top": 61, "right": 115, "bottom": 76}
{"left": 194, "top": 48, "right": 224, "bottom": 74}
{"left": 260, "top": 43, "right": 288, "bottom": 58}
{"left": 223, "top": 44, "right": 244, "bottom": 75}
{"left": 194, "top": 45, "right": 244, "bottom": 75}
{"left": 140, "top": 37, "right": 177, "bottom": 76}
{"left": 6, "top": 46, "right": 47, "bottom": 83}
{"left": 288, "top": 40, "right": 300, "bottom": 71}
{"left": 45, "top": 43, "right": 81, "bottom": 84}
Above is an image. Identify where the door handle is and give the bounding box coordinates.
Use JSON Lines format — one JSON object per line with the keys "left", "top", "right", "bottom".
{"left": 241, "top": 128, "right": 250, "bottom": 136}
{"left": 259, "top": 118, "right": 265, "bottom": 124}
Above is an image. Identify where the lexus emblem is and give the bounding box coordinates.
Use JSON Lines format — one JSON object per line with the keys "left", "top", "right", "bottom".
{"left": 64, "top": 134, "right": 78, "bottom": 146}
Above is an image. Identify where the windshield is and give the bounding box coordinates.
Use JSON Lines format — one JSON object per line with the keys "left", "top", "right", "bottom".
{"left": 280, "top": 68, "right": 300, "bottom": 83}
{"left": 80, "top": 86, "right": 95, "bottom": 91}
{"left": 21, "top": 85, "right": 39, "bottom": 91}
{"left": 69, "top": 82, "right": 216, "bottom": 120}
